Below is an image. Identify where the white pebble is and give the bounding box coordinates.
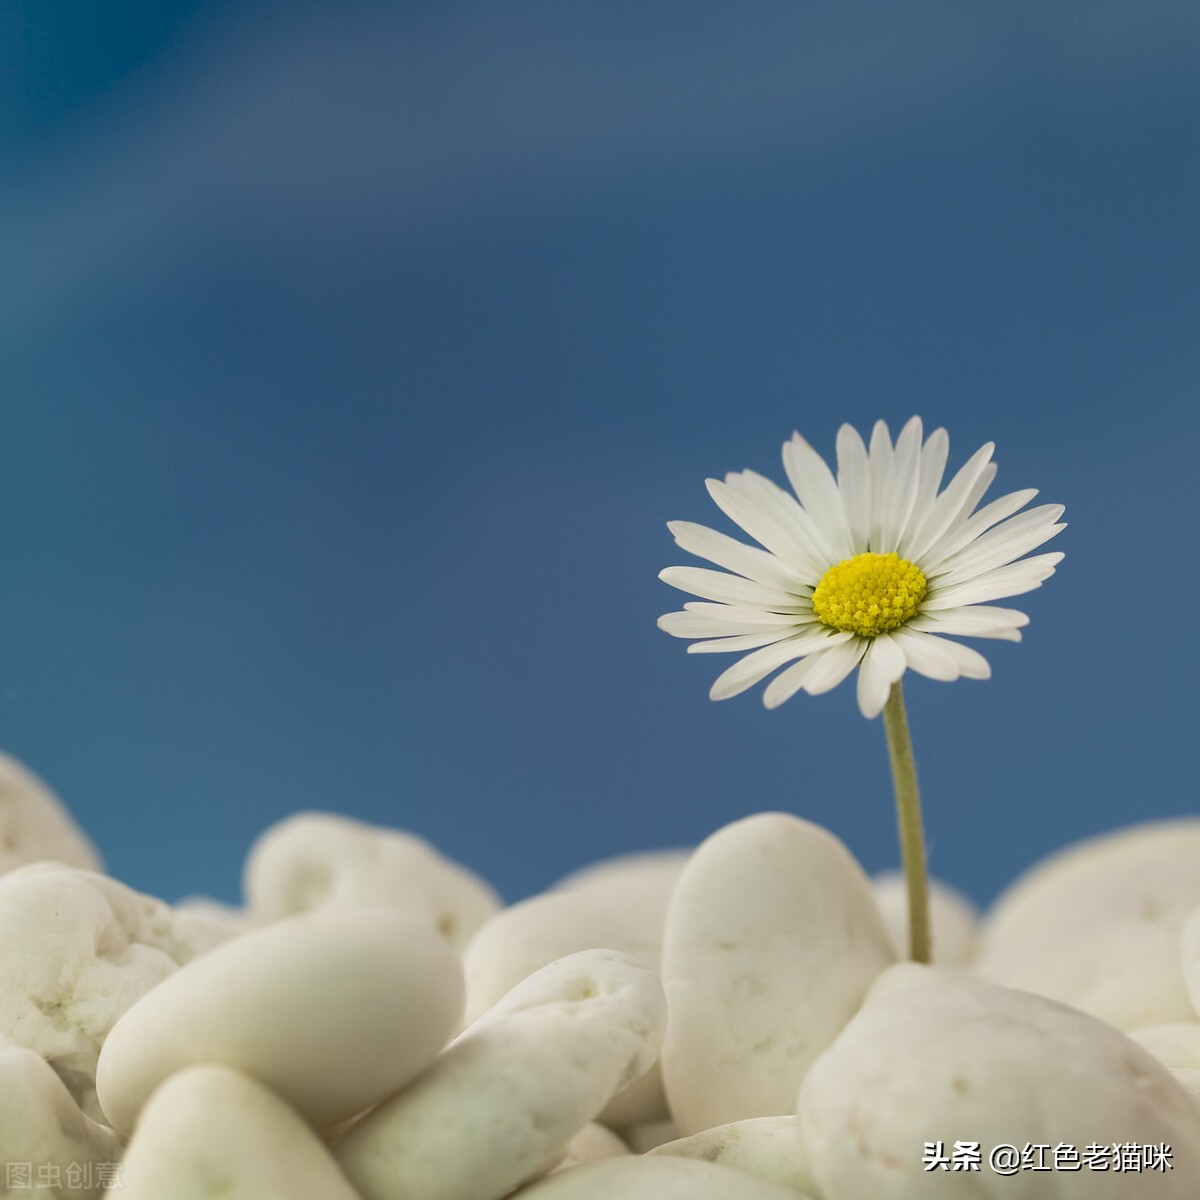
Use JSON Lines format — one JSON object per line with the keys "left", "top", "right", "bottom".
{"left": 660, "top": 812, "right": 894, "bottom": 1133}
{"left": 464, "top": 886, "right": 669, "bottom": 1127}
{"left": 334, "top": 949, "right": 666, "bottom": 1200}
{"left": 244, "top": 811, "right": 500, "bottom": 950}
{"left": 0, "top": 752, "right": 101, "bottom": 876}
{"left": 871, "top": 872, "right": 978, "bottom": 964}
{"left": 0, "top": 864, "right": 225, "bottom": 1119}
{"left": 800, "top": 963, "right": 1200, "bottom": 1198}
{"left": 0, "top": 1040, "right": 121, "bottom": 1199}
{"left": 548, "top": 1123, "right": 629, "bottom": 1174}
{"left": 977, "top": 818, "right": 1200, "bottom": 1028}
{"left": 512, "top": 1156, "right": 811, "bottom": 1199}
{"left": 650, "top": 1115, "right": 818, "bottom": 1196}
{"left": 1127, "top": 1022, "right": 1200, "bottom": 1069}
{"left": 96, "top": 907, "right": 463, "bottom": 1135}
{"left": 117, "top": 1064, "right": 361, "bottom": 1199}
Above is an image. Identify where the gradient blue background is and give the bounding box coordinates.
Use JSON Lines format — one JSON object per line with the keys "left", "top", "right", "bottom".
{"left": 1, "top": 2, "right": 1196, "bottom": 909}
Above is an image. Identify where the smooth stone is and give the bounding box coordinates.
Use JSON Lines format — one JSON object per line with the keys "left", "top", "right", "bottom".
{"left": 97, "top": 907, "right": 463, "bottom": 1135}
{"left": 871, "top": 872, "right": 978, "bottom": 965}
{"left": 977, "top": 818, "right": 1200, "bottom": 1028}
{"left": 244, "top": 811, "right": 500, "bottom": 950}
{"left": 118, "top": 1064, "right": 361, "bottom": 1199}
{"left": 650, "top": 1116, "right": 818, "bottom": 1196}
{"left": 552, "top": 850, "right": 690, "bottom": 912}
{"left": 335, "top": 949, "right": 666, "bottom": 1200}
{"left": 547, "top": 1123, "right": 629, "bottom": 1174}
{"left": 464, "top": 887, "right": 669, "bottom": 1128}
{"left": 622, "top": 1120, "right": 680, "bottom": 1153}
{"left": 512, "top": 1156, "right": 810, "bottom": 1199}
{"left": 0, "top": 752, "right": 101, "bottom": 876}
{"left": 660, "top": 812, "right": 895, "bottom": 1134}
{"left": 1128, "top": 1022, "right": 1200, "bottom": 1069}
{"left": 1178, "top": 901, "right": 1200, "bottom": 1019}
{"left": 1169, "top": 1068, "right": 1200, "bottom": 1115}
{"left": 0, "top": 1041, "right": 122, "bottom": 1200}
{"left": 0, "top": 864, "right": 227, "bottom": 1119}
{"left": 800, "top": 963, "right": 1200, "bottom": 1199}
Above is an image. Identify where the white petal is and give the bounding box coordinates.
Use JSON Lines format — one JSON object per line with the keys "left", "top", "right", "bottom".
{"left": 913, "top": 427, "right": 950, "bottom": 519}
{"left": 930, "top": 506, "right": 1066, "bottom": 585}
{"left": 658, "top": 608, "right": 802, "bottom": 638}
{"left": 921, "top": 553, "right": 1064, "bottom": 609}
{"left": 880, "top": 417, "right": 923, "bottom": 552}
{"left": 856, "top": 633, "right": 906, "bottom": 718}
{"left": 835, "top": 423, "right": 872, "bottom": 551}
{"left": 803, "top": 637, "right": 868, "bottom": 696}
{"left": 726, "top": 470, "right": 840, "bottom": 568}
{"left": 667, "top": 521, "right": 809, "bottom": 591}
{"left": 904, "top": 441, "right": 995, "bottom": 562}
{"left": 892, "top": 628, "right": 961, "bottom": 681}
{"left": 867, "top": 420, "right": 895, "bottom": 551}
{"left": 782, "top": 434, "right": 854, "bottom": 560}
{"left": 659, "top": 566, "right": 809, "bottom": 611}
{"left": 762, "top": 654, "right": 821, "bottom": 709}
{"left": 705, "top": 478, "right": 825, "bottom": 578}
{"left": 909, "top": 606, "right": 1027, "bottom": 641}
{"left": 688, "top": 626, "right": 817, "bottom": 653}
{"left": 938, "top": 637, "right": 992, "bottom": 680}
{"left": 709, "top": 629, "right": 847, "bottom": 701}
{"left": 921, "top": 488, "right": 1039, "bottom": 572}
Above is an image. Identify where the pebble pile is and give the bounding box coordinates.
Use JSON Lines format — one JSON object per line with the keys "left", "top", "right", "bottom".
{"left": 2, "top": 751, "right": 1200, "bottom": 1197}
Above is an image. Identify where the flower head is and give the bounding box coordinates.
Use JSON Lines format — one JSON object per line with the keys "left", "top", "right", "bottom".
{"left": 658, "top": 418, "right": 1064, "bottom": 718}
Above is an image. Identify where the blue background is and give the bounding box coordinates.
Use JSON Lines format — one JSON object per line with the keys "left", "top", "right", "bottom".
{"left": 1, "top": 1, "right": 1196, "bottom": 909}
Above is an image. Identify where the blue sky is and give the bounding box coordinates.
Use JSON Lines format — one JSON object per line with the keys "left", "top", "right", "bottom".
{"left": 1, "top": 1, "right": 1198, "bottom": 907}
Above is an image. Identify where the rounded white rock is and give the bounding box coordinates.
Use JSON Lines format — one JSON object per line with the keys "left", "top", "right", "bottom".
{"left": 117, "top": 1064, "right": 361, "bottom": 1200}
{"left": 464, "top": 886, "right": 670, "bottom": 1128}
{"left": 800, "top": 963, "right": 1200, "bottom": 1198}
{"left": 512, "top": 1155, "right": 812, "bottom": 1199}
{"left": 650, "top": 1115, "right": 817, "bottom": 1196}
{"left": 0, "top": 752, "right": 101, "bottom": 877}
{"left": 244, "top": 810, "right": 500, "bottom": 951}
{"left": 660, "top": 812, "right": 895, "bottom": 1134}
{"left": 96, "top": 907, "right": 463, "bottom": 1135}
{"left": 334, "top": 949, "right": 666, "bottom": 1200}
{"left": 552, "top": 850, "right": 690, "bottom": 912}
{"left": 0, "top": 1040, "right": 122, "bottom": 1199}
{"left": 548, "top": 1123, "right": 630, "bottom": 1175}
{"left": 0, "top": 864, "right": 230, "bottom": 1119}
{"left": 1128, "top": 1022, "right": 1200, "bottom": 1069}
{"left": 871, "top": 871, "right": 978, "bottom": 965}
{"left": 977, "top": 818, "right": 1200, "bottom": 1028}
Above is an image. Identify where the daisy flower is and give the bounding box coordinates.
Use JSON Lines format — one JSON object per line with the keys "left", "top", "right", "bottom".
{"left": 658, "top": 417, "right": 1064, "bottom": 720}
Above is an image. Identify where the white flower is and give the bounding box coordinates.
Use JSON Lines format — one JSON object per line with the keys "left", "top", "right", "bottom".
{"left": 658, "top": 418, "right": 1064, "bottom": 719}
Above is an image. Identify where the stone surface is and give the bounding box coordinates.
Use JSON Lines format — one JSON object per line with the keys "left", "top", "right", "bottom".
{"left": 0, "top": 1040, "right": 121, "bottom": 1200}
{"left": 800, "top": 963, "right": 1200, "bottom": 1198}
{"left": 97, "top": 907, "right": 463, "bottom": 1135}
{"left": 464, "top": 885, "right": 669, "bottom": 1128}
{"left": 0, "top": 752, "right": 101, "bottom": 877}
{"left": 871, "top": 872, "right": 978, "bottom": 965}
{"left": 552, "top": 850, "right": 689, "bottom": 912}
{"left": 117, "top": 1064, "right": 361, "bottom": 1199}
{"left": 0, "top": 864, "right": 229, "bottom": 1120}
{"left": 335, "top": 949, "right": 666, "bottom": 1200}
{"left": 976, "top": 818, "right": 1200, "bottom": 1028}
{"left": 547, "top": 1123, "right": 629, "bottom": 1175}
{"left": 244, "top": 811, "right": 499, "bottom": 951}
{"left": 1127, "top": 1022, "right": 1200, "bottom": 1069}
{"left": 512, "top": 1156, "right": 810, "bottom": 1199}
{"left": 660, "top": 812, "right": 894, "bottom": 1133}
{"left": 650, "top": 1115, "right": 818, "bottom": 1195}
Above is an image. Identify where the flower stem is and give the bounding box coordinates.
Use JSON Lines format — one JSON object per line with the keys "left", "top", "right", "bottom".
{"left": 881, "top": 679, "right": 931, "bottom": 963}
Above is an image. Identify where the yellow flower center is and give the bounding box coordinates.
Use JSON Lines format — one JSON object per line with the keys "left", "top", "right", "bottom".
{"left": 811, "top": 552, "right": 927, "bottom": 638}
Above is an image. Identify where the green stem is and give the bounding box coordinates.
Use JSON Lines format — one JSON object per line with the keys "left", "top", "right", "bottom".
{"left": 881, "top": 679, "right": 931, "bottom": 963}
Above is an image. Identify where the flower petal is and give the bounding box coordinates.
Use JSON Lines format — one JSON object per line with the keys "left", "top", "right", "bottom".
{"left": 802, "top": 637, "right": 868, "bottom": 696}
{"left": 657, "top": 607, "right": 802, "bottom": 638}
{"left": 782, "top": 434, "right": 854, "bottom": 560}
{"left": 687, "top": 627, "right": 812, "bottom": 653}
{"left": 867, "top": 420, "right": 895, "bottom": 551}
{"left": 921, "top": 488, "right": 1039, "bottom": 572}
{"left": 726, "top": 470, "right": 839, "bottom": 568}
{"left": 892, "top": 628, "right": 961, "bottom": 681}
{"left": 880, "top": 417, "right": 923, "bottom": 552}
{"left": 659, "top": 566, "right": 809, "bottom": 611}
{"left": 930, "top": 505, "right": 1066, "bottom": 585}
{"left": 909, "top": 605, "right": 1028, "bottom": 641}
{"left": 668, "top": 520, "right": 809, "bottom": 591}
{"left": 706, "top": 477, "right": 827, "bottom": 578}
{"left": 835, "top": 423, "right": 872, "bottom": 552}
{"left": 709, "top": 629, "right": 849, "bottom": 701}
{"left": 856, "top": 633, "right": 906, "bottom": 719}
{"left": 921, "top": 553, "right": 1064, "bottom": 609}
{"left": 904, "top": 441, "right": 995, "bottom": 562}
